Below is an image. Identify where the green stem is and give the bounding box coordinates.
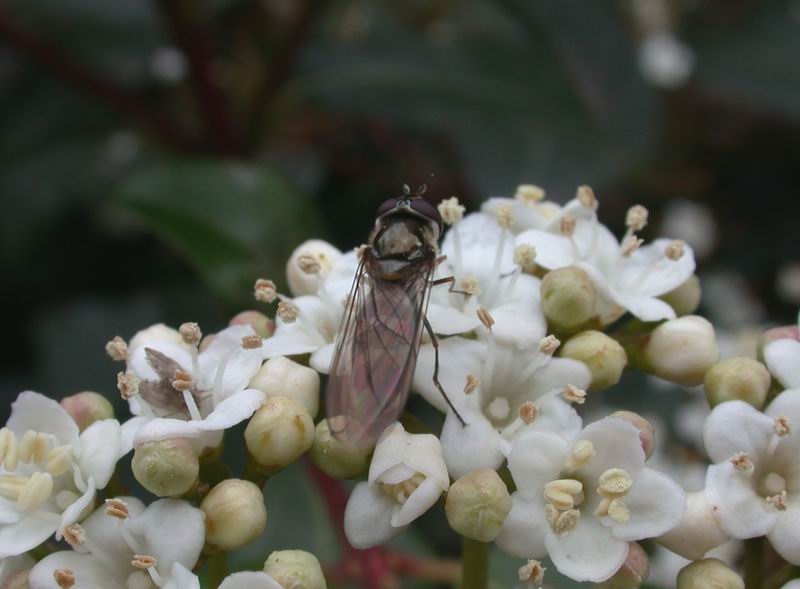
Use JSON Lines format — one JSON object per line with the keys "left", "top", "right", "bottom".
{"left": 208, "top": 552, "right": 228, "bottom": 589}
{"left": 461, "top": 537, "right": 489, "bottom": 589}
{"left": 744, "top": 537, "right": 764, "bottom": 589}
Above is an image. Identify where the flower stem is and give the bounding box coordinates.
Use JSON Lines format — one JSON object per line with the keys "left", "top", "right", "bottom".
{"left": 208, "top": 552, "right": 228, "bottom": 589}
{"left": 461, "top": 537, "right": 489, "bottom": 589}
{"left": 744, "top": 537, "right": 764, "bottom": 589}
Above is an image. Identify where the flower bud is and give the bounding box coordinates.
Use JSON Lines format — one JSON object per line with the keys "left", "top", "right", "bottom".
{"left": 644, "top": 316, "right": 719, "bottom": 386}
{"left": 201, "top": 479, "right": 267, "bottom": 551}
{"left": 657, "top": 491, "right": 729, "bottom": 560}
{"left": 541, "top": 267, "right": 597, "bottom": 333}
{"left": 229, "top": 310, "right": 275, "bottom": 338}
{"left": 249, "top": 357, "right": 319, "bottom": 419}
{"left": 611, "top": 411, "right": 655, "bottom": 459}
{"left": 59, "top": 391, "right": 114, "bottom": 431}
{"left": 286, "top": 240, "right": 341, "bottom": 296}
{"left": 263, "top": 550, "right": 327, "bottom": 589}
{"left": 594, "top": 542, "right": 649, "bottom": 589}
{"left": 560, "top": 330, "right": 627, "bottom": 390}
{"left": 131, "top": 438, "right": 199, "bottom": 497}
{"left": 445, "top": 469, "right": 512, "bottom": 542}
{"left": 245, "top": 396, "right": 314, "bottom": 472}
{"left": 659, "top": 274, "right": 702, "bottom": 317}
{"left": 310, "top": 419, "right": 371, "bottom": 479}
{"left": 128, "top": 323, "right": 186, "bottom": 352}
{"left": 677, "top": 559, "right": 744, "bottom": 589}
{"left": 704, "top": 357, "right": 771, "bottom": 409}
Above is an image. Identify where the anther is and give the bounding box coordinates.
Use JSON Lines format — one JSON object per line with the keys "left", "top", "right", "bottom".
{"left": 241, "top": 335, "right": 263, "bottom": 350}
{"left": 518, "top": 560, "right": 546, "bottom": 585}
{"left": 566, "top": 440, "right": 596, "bottom": 470}
{"left": 254, "top": 278, "right": 278, "bottom": 303}
{"left": 576, "top": 185, "right": 597, "bottom": 209}
{"left": 297, "top": 253, "right": 322, "bottom": 275}
{"left": 105, "top": 336, "right": 128, "bottom": 361}
{"left": 131, "top": 555, "right": 158, "bottom": 570}
{"left": 620, "top": 235, "right": 644, "bottom": 257}
{"left": 559, "top": 215, "right": 576, "bottom": 237}
{"left": 665, "top": 240, "right": 685, "bottom": 261}
{"left": 464, "top": 374, "right": 480, "bottom": 395}
{"left": 544, "top": 479, "right": 583, "bottom": 510}
{"left": 731, "top": 452, "right": 753, "bottom": 471}
{"left": 514, "top": 244, "right": 537, "bottom": 271}
{"left": 54, "top": 568, "right": 76, "bottom": 589}
{"left": 45, "top": 445, "right": 73, "bottom": 477}
{"left": 63, "top": 523, "right": 86, "bottom": 549}
{"left": 438, "top": 197, "right": 465, "bottom": 225}
{"left": 18, "top": 471, "right": 53, "bottom": 512}
{"left": 496, "top": 204, "right": 513, "bottom": 230}
{"left": 774, "top": 415, "right": 791, "bottom": 437}
{"left": 598, "top": 468, "right": 634, "bottom": 497}
{"left": 277, "top": 301, "right": 300, "bottom": 323}
{"left": 538, "top": 335, "right": 560, "bottom": 355}
{"left": 477, "top": 307, "right": 495, "bottom": 330}
{"left": 562, "top": 384, "right": 586, "bottom": 405}
{"left": 767, "top": 491, "right": 788, "bottom": 511}
{"left": 515, "top": 184, "right": 545, "bottom": 204}
{"left": 0, "top": 428, "right": 17, "bottom": 470}
{"left": 117, "top": 371, "right": 141, "bottom": 400}
{"left": 171, "top": 370, "right": 194, "bottom": 392}
{"left": 19, "top": 430, "right": 49, "bottom": 464}
{"left": 461, "top": 276, "right": 482, "bottom": 296}
{"left": 519, "top": 402, "right": 538, "bottom": 424}
{"left": 626, "top": 205, "right": 649, "bottom": 231}
{"left": 552, "top": 508, "right": 580, "bottom": 535}
{"left": 105, "top": 498, "right": 130, "bottom": 519}
{"left": 179, "top": 322, "right": 202, "bottom": 346}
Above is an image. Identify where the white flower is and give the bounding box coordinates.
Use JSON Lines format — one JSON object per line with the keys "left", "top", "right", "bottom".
{"left": 0, "top": 553, "right": 35, "bottom": 586}
{"left": 480, "top": 186, "right": 585, "bottom": 235}
{"left": 0, "top": 392, "right": 127, "bottom": 557}
{"left": 344, "top": 423, "right": 449, "bottom": 548}
{"left": 515, "top": 209, "right": 695, "bottom": 323}
{"left": 764, "top": 336, "right": 800, "bottom": 390}
{"left": 414, "top": 335, "right": 590, "bottom": 479}
{"left": 218, "top": 572, "right": 283, "bottom": 589}
{"left": 703, "top": 390, "right": 800, "bottom": 564}
{"left": 260, "top": 250, "right": 359, "bottom": 373}
{"left": 125, "top": 324, "right": 267, "bottom": 449}
{"left": 28, "top": 497, "right": 204, "bottom": 589}
{"left": 496, "top": 417, "right": 686, "bottom": 582}
{"left": 427, "top": 213, "right": 545, "bottom": 346}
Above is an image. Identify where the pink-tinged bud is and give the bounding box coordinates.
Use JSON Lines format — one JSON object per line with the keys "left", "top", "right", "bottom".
{"left": 611, "top": 411, "right": 655, "bottom": 459}
{"left": 229, "top": 310, "right": 275, "bottom": 338}
{"left": 131, "top": 438, "right": 199, "bottom": 497}
{"left": 761, "top": 324, "right": 800, "bottom": 346}
{"left": 595, "top": 542, "right": 649, "bottom": 589}
{"left": 677, "top": 559, "right": 743, "bottom": 589}
{"left": 60, "top": 391, "right": 114, "bottom": 431}
{"left": 201, "top": 479, "right": 267, "bottom": 551}
{"left": 657, "top": 491, "right": 729, "bottom": 560}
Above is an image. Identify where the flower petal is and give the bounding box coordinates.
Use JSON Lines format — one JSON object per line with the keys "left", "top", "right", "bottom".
{"left": 529, "top": 395, "right": 583, "bottom": 442}
{"left": 616, "top": 238, "right": 696, "bottom": 297}
{"left": 494, "top": 493, "right": 548, "bottom": 558}
{"left": 526, "top": 357, "right": 591, "bottom": 398}
{"left": 490, "top": 302, "right": 547, "bottom": 349}
{"left": 705, "top": 462, "right": 778, "bottom": 538}
{"left": 310, "top": 343, "right": 335, "bottom": 374}
{"left": 162, "top": 563, "right": 202, "bottom": 589}
{"left": 413, "top": 337, "right": 485, "bottom": 414}
{"left": 133, "top": 418, "right": 201, "bottom": 446}
{"left": 189, "top": 389, "right": 265, "bottom": 432}
{"left": 80, "top": 495, "right": 145, "bottom": 568}
{"left": 765, "top": 390, "right": 800, "bottom": 472}
{"left": 610, "top": 468, "right": 686, "bottom": 541}
{"left": 344, "top": 482, "right": 400, "bottom": 549}
{"left": 29, "top": 551, "right": 117, "bottom": 589}
{"left": 8, "top": 391, "right": 80, "bottom": 450}
{"left": 441, "top": 409, "right": 504, "bottom": 480}
{"left": 768, "top": 499, "right": 800, "bottom": 565}
{"left": 545, "top": 515, "right": 629, "bottom": 582}
{"left": 703, "top": 400, "right": 774, "bottom": 463}
{"left": 574, "top": 417, "right": 645, "bottom": 483}
{"left": 369, "top": 424, "right": 449, "bottom": 490}
{"left": 127, "top": 499, "right": 205, "bottom": 573}
{"left": 0, "top": 512, "right": 59, "bottom": 558}
{"left": 515, "top": 230, "right": 575, "bottom": 269}
{"left": 507, "top": 430, "right": 569, "bottom": 501}
{"left": 426, "top": 303, "right": 481, "bottom": 337}
{"left": 197, "top": 325, "right": 263, "bottom": 398}
{"left": 764, "top": 339, "right": 800, "bottom": 389}
{"left": 391, "top": 476, "right": 443, "bottom": 527}
{"left": 218, "top": 572, "right": 283, "bottom": 589}
{"left": 608, "top": 291, "right": 677, "bottom": 322}
{"left": 78, "top": 419, "right": 121, "bottom": 489}
{"left": 259, "top": 331, "right": 320, "bottom": 360}
{"left": 58, "top": 478, "right": 95, "bottom": 538}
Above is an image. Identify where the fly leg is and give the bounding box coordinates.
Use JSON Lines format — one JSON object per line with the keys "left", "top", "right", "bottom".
{"left": 423, "top": 316, "right": 467, "bottom": 427}
{"left": 431, "top": 275, "right": 469, "bottom": 296}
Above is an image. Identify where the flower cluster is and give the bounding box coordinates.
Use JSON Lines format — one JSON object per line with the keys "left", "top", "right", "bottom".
{"left": 4, "top": 185, "right": 800, "bottom": 589}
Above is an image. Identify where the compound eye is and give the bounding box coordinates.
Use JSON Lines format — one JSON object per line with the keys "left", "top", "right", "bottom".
{"left": 376, "top": 198, "right": 398, "bottom": 218}
{"left": 410, "top": 199, "right": 443, "bottom": 230}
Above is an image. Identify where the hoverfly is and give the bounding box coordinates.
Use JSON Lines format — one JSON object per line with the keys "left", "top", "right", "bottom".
{"left": 326, "top": 185, "right": 467, "bottom": 448}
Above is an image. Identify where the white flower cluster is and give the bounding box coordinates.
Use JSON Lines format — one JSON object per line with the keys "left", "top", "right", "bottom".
{"left": 4, "top": 185, "right": 800, "bottom": 589}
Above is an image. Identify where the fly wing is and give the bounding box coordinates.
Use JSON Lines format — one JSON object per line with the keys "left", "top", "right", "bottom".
{"left": 326, "top": 255, "right": 434, "bottom": 448}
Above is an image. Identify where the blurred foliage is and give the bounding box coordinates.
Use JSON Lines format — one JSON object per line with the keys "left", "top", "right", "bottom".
{"left": 1, "top": 0, "right": 799, "bottom": 586}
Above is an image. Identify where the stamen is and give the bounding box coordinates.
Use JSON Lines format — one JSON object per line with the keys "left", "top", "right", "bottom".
{"left": 171, "top": 370, "right": 202, "bottom": 421}
{"left": 241, "top": 335, "right": 263, "bottom": 350}
{"left": 105, "top": 498, "right": 130, "bottom": 519}
{"left": 519, "top": 401, "right": 538, "bottom": 424}
{"left": 774, "top": 415, "right": 791, "bottom": 437}
{"left": 63, "top": 523, "right": 86, "bottom": 549}
{"left": 515, "top": 184, "right": 545, "bottom": 204}
{"left": 0, "top": 427, "right": 18, "bottom": 471}
{"left": 464, "top": 374, "right": 480, "bottom": 395}
{"left": 731, "top": 452, "right": 753, "bottom": 472}
{"left": 297, "top": 253, "right": 322, "bottom": 275}
{"left": 46, "top": 445, "right": 73, "bottom": 477}
{"left": 460, "top": 276, "right": 481, "bottom": 297}
{"left": 18, "top": 471, "right": 53, "bottom": 512}
{"left": 559, "top": 215, "right": 576, "bottom": 237}
{"left": 0, "top": 474, "right": 27, "bottom": 501}
{"left": 117, "top": 371, "right": 141, "bottom": 400}
{"left": 54, "top": 568, "right": 76, "bottom": 589}
{"left": 665, "top": 240, "right": 685, "bottom": 261}
{"left": 179, "top": 322, "right": 202, "bottom": 346}
{"left": 277, "top": 301, "right": 300, "bottom": 323}
{"left": 437, "top": 197, "right": 465, "bottom": 225}
{"left": 597, "top": 469, "right": 633, "bottom": 497}
{"left": 131, "top": 555, "right": 158, "bottom": 570}
{"left": 551, "top": 508, "right": 580, "bottom": 535}
{"left": 595, "top": 497, "right": 630, "bottom": 522}
{"left": 562, "top": 384, "right": 586, "bottom": 405}
{"left": 576, "top": 185, "right": 597, "bottom": 209}
{"left": 544, "top": 479, "right": 583, "bottom": 510}
{"left": 518, "top": 560, "right": 546, "bottom": 585}
{"left": 513, "top": 244, "right": 537, "bottom": 272}
{"left": 495, "top": 204, "right": 513, "bottom": 230}
{"left": 538, "top": 335, "right": 560, "bottom": 355}
{"left": 378, "top": 472, "right": 426, "bottom": 505}
{"left": 105, "top": 336, "right": 128, "bottom": 361}
{"left": 19, "top": 430, "right": 49, "bottom": 464}
{"left": 565, "top": 440, "right": 595, "bottom": 471}
{"left": 620, "top": 235, "right": 644, "bottom": 257}
{"left": 767, "top": 491, "right": 788, "bottom": 511}
{"left": 625, "top": 205, "right": 649, "bottom": 232}
{"left": 477, "top": 307, "right": 495, "bottom": 330}
{"left": 254, "top": 278, "right": 278, "bottom": 303}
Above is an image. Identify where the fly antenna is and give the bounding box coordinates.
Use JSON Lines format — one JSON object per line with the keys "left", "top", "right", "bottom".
{"left": 415, "top": 184, "right": 427, "bottom": 197}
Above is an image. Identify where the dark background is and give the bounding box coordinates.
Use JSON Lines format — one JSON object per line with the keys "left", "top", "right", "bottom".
{"left": 0, "top": 1, "right": 798, "bottom": 585}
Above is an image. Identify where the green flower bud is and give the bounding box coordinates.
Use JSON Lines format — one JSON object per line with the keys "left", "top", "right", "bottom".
{"left": 677, "top": 559, "right": 743, "bottom": 589}
{"left": 131, "top": 438, "right": 199, "bottom": 497}
{"left": 244, "top": 396, "right": 314, "bottom": 472}
{"left": 594, "top": 542, "right": 649, "bottom": 589}
{"left": 659, "top": 274, "right": 702, "bottom": 317}
{"left": 705, "top": 357, "right": 771, "bottom": 409}
{"left": 310, "top": 419, "right": 371, "bottom": 479}
{"left": 263, "top": 550, "right": 327, "bottom": 589}
{"left": 541, "top": 267, "right": 597, "bottom": 333}
{"left": 560, "top": 330, "right": 627, "bottom": 391}
{"left": 60, "top": 391, "right": 114, "bottom": 431}
{"left": 611, "top": 411, "right": 655, "bottom": 459}
{"left": 250, "top": 357, "right": 319, "bottom": 419}
{"left": 201, "top": 479, "right": 266, "bottom": 551}
{"left": 644, "top": 316, "right": 719, "bottom": 386}
{"left": 445, "top": 469, "right": 512, "bottom": 542}
{"left": 229, "top": 310, "right": 275, "bottom": 338}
